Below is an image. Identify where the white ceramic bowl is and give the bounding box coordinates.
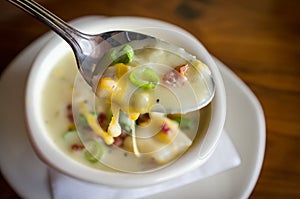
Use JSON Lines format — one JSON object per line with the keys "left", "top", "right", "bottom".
{"left": 25, "top": 16, "right": 226, "bottom": 187}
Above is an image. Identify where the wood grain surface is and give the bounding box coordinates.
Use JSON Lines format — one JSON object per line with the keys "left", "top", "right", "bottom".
{"left": 1, "top": 0, "right": 299, "bottom": 198}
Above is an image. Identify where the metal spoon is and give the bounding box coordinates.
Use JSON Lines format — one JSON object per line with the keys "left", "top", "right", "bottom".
{"left": 7, "top": 0, "right": 215, "bottom": 114}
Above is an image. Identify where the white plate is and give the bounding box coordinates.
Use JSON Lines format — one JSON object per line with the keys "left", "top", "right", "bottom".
{"left": 0, "top": 16, "right": 265, "bottom": 199}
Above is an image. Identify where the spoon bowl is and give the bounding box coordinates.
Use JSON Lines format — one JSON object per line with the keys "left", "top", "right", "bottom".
{"left": 8, "top": 0, "right": 215, "bottom": 114}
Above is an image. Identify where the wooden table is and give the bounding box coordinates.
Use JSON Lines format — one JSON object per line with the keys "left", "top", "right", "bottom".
{"left": 1, "top": 0, "right": 299, "bottom": 198}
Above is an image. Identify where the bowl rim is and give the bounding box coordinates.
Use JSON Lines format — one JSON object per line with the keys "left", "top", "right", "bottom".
{"left": 25, "top": 16, "right": 226, "bottom": 187}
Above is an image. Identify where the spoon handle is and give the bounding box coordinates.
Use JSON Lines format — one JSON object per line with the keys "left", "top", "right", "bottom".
{"left": 7, "top": 0, "right": 85, "bottom": 56}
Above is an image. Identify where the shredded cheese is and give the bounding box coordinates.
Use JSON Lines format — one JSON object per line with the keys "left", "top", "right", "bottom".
{"left": 79, "top": 102, "right": 114, "bottom": 145}
{"left": 130, "top": 120, "right": 140, "bottom": 157}
{"left": 107, "top": 105, "right": 122, "bottom": 137}
{"left": 126, "top": 112, "right": 140, "bottom": 156}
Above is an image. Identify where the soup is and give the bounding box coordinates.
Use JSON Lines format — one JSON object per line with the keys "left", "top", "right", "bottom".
{"left": 42, "top": 44, "right": 212, "bottom": 172}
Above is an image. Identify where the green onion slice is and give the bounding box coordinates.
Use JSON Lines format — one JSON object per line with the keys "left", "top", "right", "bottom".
{"left": 63, "top": 130, "right": 81, "bottom": 144}
{"left": 110, "top": 45, "right": 134, "bottom": 64}
{"left": 84, "top": 140, "right": 104, "bottom": 163}
{"left": 129, "top": 67, "right": 160, "bottom": 89}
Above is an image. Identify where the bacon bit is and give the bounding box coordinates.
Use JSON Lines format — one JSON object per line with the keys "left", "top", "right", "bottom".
{"left": 113, "top": 136, "right": 124, "bottom": 147}
{"left": 162, "top": 70, "right": 178, "bottom": 86}
{"left": 67, "top": 104, "right": 72, "bottom": 111}
{"left": 67, "top": 114, "right": 74, "bottom": 122}
{"left": 175, "top": 64, "right": 189, "bottom": 76}
{"left": 163, "top": 64, "right": 189, "bottom": 86}
{"left": 97, "top": 112, "right": 108, "bottom": 130}
{"left": 160, "top": 122, "right": 171, "bottom": 134}
{"left": 66, "top": 103, "right": 74, "bottom": 122}
{"left": 136, "top": 113, "right": 151, "bottom": 126}
{"left": 113, "top": 130, "right": 127, "bottom": 147}
{"left": 71, "top": 144, "right": 85, "bottom": 151}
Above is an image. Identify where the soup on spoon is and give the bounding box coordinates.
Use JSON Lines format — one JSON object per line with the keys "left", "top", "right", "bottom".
{"left": 72, "top": 40, "right": 213, "bottom": 172}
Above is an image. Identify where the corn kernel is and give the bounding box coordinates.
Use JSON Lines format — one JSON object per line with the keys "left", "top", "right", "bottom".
{"left": 129, "top": 112, "right": 140, "bottom": 121}
{"left": 98, "top": 77, "right": 116, "bottom": 91}
{"left": 155, "top": 132, "right": 171, "bottom": 143}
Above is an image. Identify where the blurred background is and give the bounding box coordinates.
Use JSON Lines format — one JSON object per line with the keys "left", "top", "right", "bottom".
{"left": 1, "top": 0, "right": 299, "bottom": 198}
